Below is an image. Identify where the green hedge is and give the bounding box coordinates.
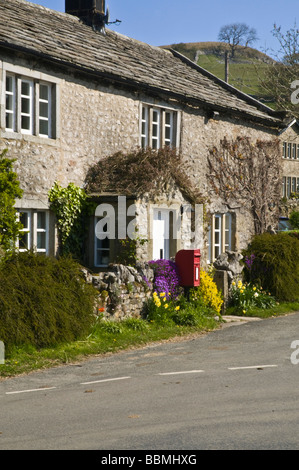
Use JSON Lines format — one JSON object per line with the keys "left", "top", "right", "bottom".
{"left": 0, "top": 252, "right": 98, "bottom": 352}
{"left": 243, "top": 233, "right": 299, "bottom": 301}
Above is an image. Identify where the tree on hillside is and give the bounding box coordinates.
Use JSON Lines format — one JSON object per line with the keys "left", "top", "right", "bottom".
{"left": 0, "top": 149, "right": 23, "bottom": 253}
{"left": 207, "top": 136, "right": 281, "bottom": 235}
{"left": 218, "top": 23, "right": 258, "bottom": 57}
{"left": 260, "top": 23, "right": 299, "bottom": 118}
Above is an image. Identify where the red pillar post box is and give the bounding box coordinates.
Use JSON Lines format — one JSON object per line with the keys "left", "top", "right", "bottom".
{"left": 175, "top": 249, "right": 201, "bottom": 287}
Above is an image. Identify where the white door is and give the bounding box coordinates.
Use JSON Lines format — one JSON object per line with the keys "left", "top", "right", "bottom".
{"left": 153, "top": 209, "right": 170, "bottom": 260}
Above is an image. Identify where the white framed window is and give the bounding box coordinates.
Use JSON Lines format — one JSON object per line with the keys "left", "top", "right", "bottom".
{"left": 38, "top": 83, "right": 52, "bottom": 138}
{"left": 18, "top": 211, "right": 31, "bottom": 252}
{"left": 282, "top": 176, "right": 299, "bottom": 198}
{"left": 20, "top": 79, "right": 34, "bottom": 134}
{"left": 17, "top": 210, "right": 49, "bottom": 254}
{"left": 140, "top": 104, "right": 179, "bottom": 149}
{"left": 35, "top": 211, "right": 48, "bottom": 253}
{"left": 207, "top": 213, "right": 233, "bottom": 264}
{"left": 282, "top": 141, "right": 299, "bottom": 160}
{"left": 94, "top": 217, "right": 110, "bottom": 267}
{"left": 5, "top": 75, "right": 16, "bottom": 131}
{"left": 5, "top": 73, "right": 55, "bottom": 139}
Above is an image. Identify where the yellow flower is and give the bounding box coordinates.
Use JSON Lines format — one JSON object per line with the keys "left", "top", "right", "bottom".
{"left": 240, "top": 289, "right": 244, "bottom": 294}
{"left": 175, "top": 306, "right": 180, "bottom": 311}
{"left": 232, "top": 281, "right": 236, "bottom": 286}
{"left": 164, "top": 304, "right": 169, "bottom": 309}
{"left": 159, "top": 292, "right": 166, "bottom": 297}
{"left": 253, "top": 287, "right": 256, "bottom": 291}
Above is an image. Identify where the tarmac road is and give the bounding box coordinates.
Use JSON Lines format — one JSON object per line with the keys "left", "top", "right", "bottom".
{"left": 0, "top": 312, "right": 299, "bottom": 450}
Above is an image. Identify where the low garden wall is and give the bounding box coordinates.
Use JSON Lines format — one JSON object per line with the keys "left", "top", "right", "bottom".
{"left": 82, "top": 253, "right": 241, "bottom": 320}
{"left": 83, "top": 263, "right": 155, "bottom": 320}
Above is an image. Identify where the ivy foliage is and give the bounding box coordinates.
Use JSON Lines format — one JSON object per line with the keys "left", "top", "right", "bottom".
{"left": 0, "top": 149, "right": 23, "bottom": 252}
{"left": 48, "top": 182, "right": 94, "bottom": 258}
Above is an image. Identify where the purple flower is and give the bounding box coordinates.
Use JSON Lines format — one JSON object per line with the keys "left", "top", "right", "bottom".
{"left": 149, "top": 259, "right": 181, "bottom": 299}
{"left": 245, "top": 254, "right": 256, "bottom": 270}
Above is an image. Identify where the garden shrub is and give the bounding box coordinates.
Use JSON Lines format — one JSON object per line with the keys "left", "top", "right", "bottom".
{"left": 148, "top": 259, "right": 182, "bottom": 299}
{"left": 242, "top": 233, "right": 299, "bottom": 301}
{"left": 229, "top": 279, "right": 276, "bottom": 315}
{"left": 146, "top": 291, "right": 180, "bottom": 325}
{"left": 289, "top": 210, "right": 299, "bottom": 230}
{"left": 0, "top": 252, "right": 98, "bottom": 352}
{"left": 190, "top": 269, "right": 223, "bottom": 315}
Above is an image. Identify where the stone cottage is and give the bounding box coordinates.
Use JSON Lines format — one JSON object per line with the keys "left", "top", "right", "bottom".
{"left": 0, "top": 0, "right": 292, "bottom": 273}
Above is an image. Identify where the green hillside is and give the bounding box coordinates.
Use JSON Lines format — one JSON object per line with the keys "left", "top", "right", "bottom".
{"left": 162, "top": 41, "right": 275, "bottom": 105}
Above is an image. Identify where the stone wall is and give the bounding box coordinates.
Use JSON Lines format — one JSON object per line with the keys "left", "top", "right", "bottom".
{"left": 213, "top": 251, "right": 244, "bottom": 305}
{"left": 83, "top": 262, "right": 155, "bottom": 320}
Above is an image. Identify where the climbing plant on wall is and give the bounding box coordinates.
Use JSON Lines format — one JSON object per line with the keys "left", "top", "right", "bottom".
{"left": 48, "top": 181, "right": 94, "bottom": 259}
{"left": 0, "top": 149, "right": 23, "bottom": 253}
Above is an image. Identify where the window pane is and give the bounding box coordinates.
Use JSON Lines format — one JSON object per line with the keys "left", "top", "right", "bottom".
{"left": 20, "top": 212, "right": 29, "bottom": 228}
{"left": 39, "top": 120, "right": 48, "bottom": 136}
{"left": 19, "top": 232, "right": 29, "bottom": 250}
{"left": 6, "top": 94, "right": 13, "bottom": 111}
{"left": 96, "top": 250, "right": 110, "bottom": 266}
{"left": 6, "top": 113, "right": 13, "bottom": 130}
{"left": 39, "top": 101, "right": 49, "bottom": 118}
{"left": 37, "top": 232, "right": 46, "bottom": 250}
{"left": 21, "top": 115, "right": 31, "bottom": 131}
{"left": 40, "top": 84, "right": 49, "bottom": 101}
{"left": 6, "top": 76, "right": 13, "bottom": 92}
{"left": 21, "top": 97, "right": 30, "bottom": 114}
{"left": 37, "top": 212, "right": 46, "bottom": 229}
{"left": 21, "top": 81, "right": 30, "bottom": 96}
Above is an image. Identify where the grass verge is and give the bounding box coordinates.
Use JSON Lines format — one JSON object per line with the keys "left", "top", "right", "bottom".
{"left": 225, "top": 301, "right": 299, "bottom": 319}
{"left": 1, "top": 302, "right": 298, "bottom": 380}
{"left": 0, "top": 316, "right": 220, "bottom": 379}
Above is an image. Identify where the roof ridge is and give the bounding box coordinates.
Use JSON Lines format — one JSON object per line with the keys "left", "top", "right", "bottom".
{"left": 170, "top": 48, "right": 283, "bottom": 118}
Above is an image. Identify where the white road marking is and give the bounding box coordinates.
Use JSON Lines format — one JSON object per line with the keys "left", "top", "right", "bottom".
{"left": 228, "top": 365, "right": 278, "bottom": 370}
{"left": 80, "top": 376, "right": 131, "bottom": 385}
{"left": 6, "top": 387, "right": 56, "bottom": 395}
{"left": 157, "top": 370, "right": 205, "bottom": 376}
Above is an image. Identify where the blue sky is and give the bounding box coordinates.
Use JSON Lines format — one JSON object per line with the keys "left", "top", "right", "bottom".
{"left": 30, "top": 0, "right": 298, "bottom": 58}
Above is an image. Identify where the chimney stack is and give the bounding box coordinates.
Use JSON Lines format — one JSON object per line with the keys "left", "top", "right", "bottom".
{"left": 65, "top": 0, "right": 108, "bottom": 32}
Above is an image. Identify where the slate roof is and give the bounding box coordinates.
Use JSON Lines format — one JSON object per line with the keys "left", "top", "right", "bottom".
{"left": 0, "top": 0, "right": 285, "bottom": 127}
